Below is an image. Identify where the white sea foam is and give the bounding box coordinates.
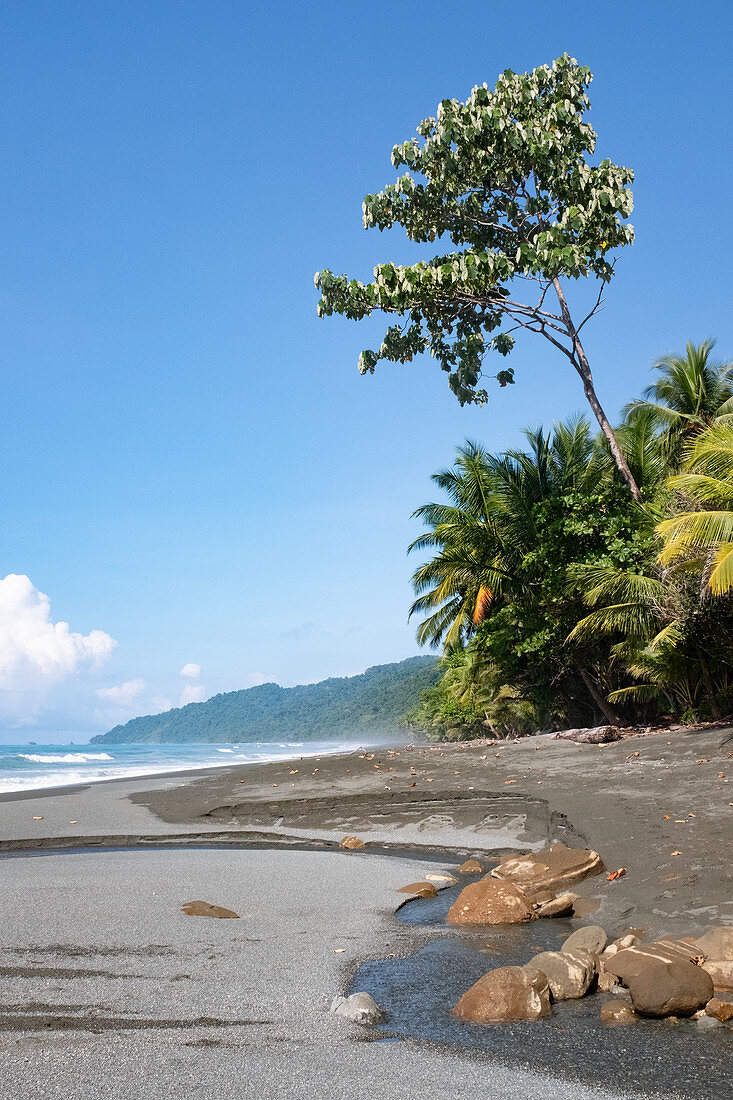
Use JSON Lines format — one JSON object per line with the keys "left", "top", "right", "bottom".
{"left": 19, "top": 752, "right": 114, "bottom": 764}
{"left": 216, "top": 747, "right": 235, "bottom": 753}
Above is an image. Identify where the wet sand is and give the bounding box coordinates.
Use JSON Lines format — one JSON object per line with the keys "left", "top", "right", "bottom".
{"left": 0, "top": 726, "right": 731, "bottom": 1098}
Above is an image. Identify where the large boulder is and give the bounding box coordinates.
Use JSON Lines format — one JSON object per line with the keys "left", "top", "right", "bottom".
{"left": 525, "top": 950, "right": 595, "bottom": 1000}
{"left": 562, "top": 925, "right": 608, "bottom": 957}
{"left": 553, "top": 725, "right": 622, "bottom": 744}
{"left": 694, "top": 927, "right": 733, "bottom": 962}
{"left": 330, "top": 992, "right": 384, "bottom": 1025}
{"left": 605, "top": 940, "right": 714, "bottom": 1018}
{"left": 453, "top": 965, "right": 551, "bottom": 1024}
{"left": 491, "top": 842, "right": 605, "bottom": 894}
{"left": 702, "top": 960, "right": 733, "bottom": 990}
{"left": 447, "top": 878, "right": 533, "bottom": 926}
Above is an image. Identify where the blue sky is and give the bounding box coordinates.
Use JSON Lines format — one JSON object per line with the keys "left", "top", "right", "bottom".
{"left": 1, "top": 1, "right": 731, "bottom": 741}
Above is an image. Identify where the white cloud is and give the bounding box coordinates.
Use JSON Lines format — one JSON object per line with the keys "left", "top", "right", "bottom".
{"left": 0, "top": 574, "right": 117, "bottom": 725}
{"left": 180, "top": 683, "right": 206, "bottom": 706}
{"left": 180, "top": 662, "right": 201, "bottom": 679}
{"left": 96, "top": 678, "right": 145, "bottom": 704}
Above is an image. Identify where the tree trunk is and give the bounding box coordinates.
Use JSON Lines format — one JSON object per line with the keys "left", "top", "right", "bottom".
{"left": 575, "top": 663, "right": 622, "bottom": 726}
{"left": 552, "top": 279, "right": 641, "bottom": 501}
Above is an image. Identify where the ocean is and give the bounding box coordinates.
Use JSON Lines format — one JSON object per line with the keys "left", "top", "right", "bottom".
{"left": 0, "top": 740, "right": 360, "bottom": 794}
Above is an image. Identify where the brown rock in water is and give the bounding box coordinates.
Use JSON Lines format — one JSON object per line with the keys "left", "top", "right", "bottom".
{"left": 453, "top": 965, "right": 551, "bottom": 1024}
{"left": 534, "top": 892, "right": 578, "bottom": 919}
{"left": 606, "top": 941, "right": 714, "bottom": 1017}
{"left": 425, "top": 873, "right": 459, "bottom": 889}
{"left": 598, "top": 935, "right": 642, "bottom": 991}
{"left": 525, "top": 950, "right": 595, "bottom": 1000}
{"left": 694, "top": 927, "right": 733, "bottom": 962}
{"left": 340, "top": 835, "right": 365, "bottom": 850}
{"left": 181, "top": 900, "right": 239, "bottom": 919}
{"left": 396, "top": 881, "right": 438, "bottom": 898}
{"left": 601, "top": 1000, "right": 638, "bottom": 1025}
{"left": 491, "top": 842, "right": 605, "bottom": 894}
{"left": 553, "top": 725, "right": 622, "bottom": 744}
{"left": 705, "top": 997, "right": 733, "bottom": 1022}
{"left": 562, "top": 925, "right": 608, "bottom": 957}
{"left": 456, "top": 858, "right": 484, "bottom": 874}
{"left": 447, "top": 878, "right": 533, "bottom": 926}
{"left": 702, "top": 960, "right": 733, "bottom": 990}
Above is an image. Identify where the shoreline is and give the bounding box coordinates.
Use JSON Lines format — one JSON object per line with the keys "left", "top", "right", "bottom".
{"left": 1, "top": 724, "right": 730, "bottom": 935}
{"left": 1, "top": 728, "right": 730, "bottom": 1099}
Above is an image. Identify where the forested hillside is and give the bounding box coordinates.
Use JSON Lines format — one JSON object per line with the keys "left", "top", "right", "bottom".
{"left": 92, "top": 657, "right": 438, "bottom": 744}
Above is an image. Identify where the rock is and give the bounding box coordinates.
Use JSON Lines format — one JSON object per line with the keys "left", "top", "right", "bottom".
{"left": 606, "top": 941, "right": 714, "bottom": 1018}
{"left": 340, "top": 835, "right": 365, "bottom": 850}
{"left": 702, "top": 960, "right": 733, "bottom": 990}
{"left": 705, "top": 997, "right": 733, "bottom": 1022}
{"left": 456, "top": 858, "right": 484, "bottom": 874}
{"left": 396, "top": 881, "right": 437, "bottom": 898}
{"left": 534, "top": 892, "right": 578, "bottom": 919}
{"left": 600, "top": 1000, "right": 638, "bottom": 1025}
{"left": 604, "top": 934, "right": 641, "bottom": 957}
{"left": 330, "top": 992, "right": 384, "bottom": 1025}
{"left": 696, "top": 1014, "right": 722, "bottom": 1029}
{"left": 598, "top": 939, "right": 641, "bottom": 991}
{"left": 453, "top": 965, "right": 551, "bottom": 1024}
{"left": 562, "top": 925, "right": 608, "bottom": 957}
{"left": 425, "top": 873, "right": 459, "bottom": 889}
{"left": 694, "top": 927, "right": 733, "bottom": 962}
{"left": 598, "top": 960, "right": 617, "bottom": 992}
{"left": 553, "top": 725, "right": 622, "bottom": 744}
{"left": 491, "top": 842, "right": 605, "bottom": 893}
{"left": 181, "top": 900, "right": 239, "bottom": 919}
{"left": 525, "top": 950, "right": 595, "bottom": 1000}
{"left": 447, "top": 878, "right": 533, "bottom": 926}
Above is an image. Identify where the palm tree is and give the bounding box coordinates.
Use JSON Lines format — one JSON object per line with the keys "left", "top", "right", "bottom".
{"left": 409, "top": 419, "right": 604, "bottom": 650}
{"left": 624, "top": 340, "right": 733, "bottom": 465}
{"left": 657, "top": 422, "right": 733, "bottom": 596}
{"left": 408, "top": 441, "right": 507, "bottom": 647}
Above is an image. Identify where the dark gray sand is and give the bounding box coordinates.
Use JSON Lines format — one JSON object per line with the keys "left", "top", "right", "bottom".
{"left": 0, "top": 725, "right": 731, "bottom": 1098}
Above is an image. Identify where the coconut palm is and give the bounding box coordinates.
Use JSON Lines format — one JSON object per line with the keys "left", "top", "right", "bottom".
{"left": 408, "top": 441, "right": 507, "bottom": 648}
{"left": 657, "top": 422, "right": 733, "bottom": 595}
{"left": 623, "top": 340, "right": 733, "bottom": 465}
{"left": 409, "top": 419, "right": 605, "bottom": 650}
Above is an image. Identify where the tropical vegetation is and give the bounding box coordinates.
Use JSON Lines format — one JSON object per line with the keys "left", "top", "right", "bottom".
{"left": 402, "top": 342, "right": 733, "bottom": 740}
{"left": 316, "top": 55, "right": 641, "bottom": 496}
{"left": 92, "top": 657, "right": 439, "bottom": 744}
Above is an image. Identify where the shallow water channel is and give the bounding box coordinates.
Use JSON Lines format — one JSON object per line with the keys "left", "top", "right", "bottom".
{"left": 350, "top": 878, "right": 732, "bottom": 1100}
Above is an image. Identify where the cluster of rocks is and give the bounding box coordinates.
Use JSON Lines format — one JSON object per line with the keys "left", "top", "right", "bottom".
{"left": 333, "top": 841, "right": 732, "bottom": 1031}
{"left": 443, "top": 844, "right": 733, "bottom": 1027}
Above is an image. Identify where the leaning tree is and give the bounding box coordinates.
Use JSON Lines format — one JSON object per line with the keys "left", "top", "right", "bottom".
{"left": 315, "top": 54, "right": 640, "bottom": 498}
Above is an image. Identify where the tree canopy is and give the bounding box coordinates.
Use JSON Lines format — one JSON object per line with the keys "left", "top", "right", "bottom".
{"left": 316, "top": 54, "right": 639, "bottom": 495}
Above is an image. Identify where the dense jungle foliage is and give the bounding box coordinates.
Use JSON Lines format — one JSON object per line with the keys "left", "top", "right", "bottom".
{"left": 402, "top": 342, "right": 733, "bottom": 740}
{"left": 92, "top": 657, "right": 439, "bottom": 744}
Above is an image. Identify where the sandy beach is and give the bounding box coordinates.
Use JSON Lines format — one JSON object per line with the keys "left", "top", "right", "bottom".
{"left": 0, "top": 726, "right": 731, "bottom": 1099}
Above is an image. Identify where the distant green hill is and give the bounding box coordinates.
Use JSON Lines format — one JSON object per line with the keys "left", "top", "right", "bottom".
{"left": 91, "top": 656, "right": 439, "bottom": 744}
